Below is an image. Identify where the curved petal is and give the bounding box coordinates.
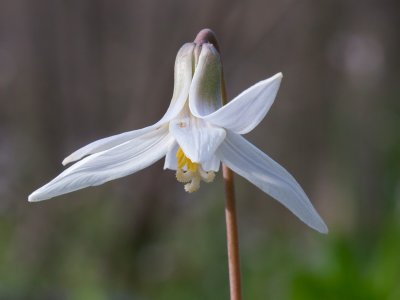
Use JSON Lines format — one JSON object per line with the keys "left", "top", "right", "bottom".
{"left": 163, "top": 141, "right": 220, "bottom": 172}
{"left": 159, "top": 42, "right": 195, "bottom": 123}
{"left": 189, "top": 43, "right": 223, "bottom": 117}
{"left": 202, "top": 73, "right": 282, "bottom": 134}
{"left": 216, "top": 131, "right": 328, "bottom": 233}
{"left": 62, "top": 125, "right": 158, "bottom": 165}
{"left": 62, "top": 43, "right": 195, "bottom": 165}
{"left": 201, "top": 155, "right": 220, "bottom": 172}
{"left": 29, "top": 126, "right": 173, "bottom": 202}
{"left": 163, "top": 141, "right": 179, "bottom": 170}
{"left": 169, "top": 112, "right": 226, "bottom": 164}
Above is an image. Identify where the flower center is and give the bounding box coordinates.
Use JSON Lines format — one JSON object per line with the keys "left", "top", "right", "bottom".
{"left": 175, "top": 147, "right": 215, "bottom": 193}
{"left": 176, "top": 147, "right": 198, "bottom": 172}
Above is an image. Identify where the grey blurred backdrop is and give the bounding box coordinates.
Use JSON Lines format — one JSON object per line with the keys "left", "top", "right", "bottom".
{"left": 0, "top": 0, "right": 399, "bottom": 299}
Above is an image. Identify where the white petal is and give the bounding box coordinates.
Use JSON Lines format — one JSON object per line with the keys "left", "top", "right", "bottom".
{"left": 29, "top": 126, "right": 172, "bottom": 202}
{"left": 189, "top": 43, "right": 223, "bottom": 117}
{"left": 169, "top": 111, "right": 226, "bottom": 164}
{"left": 202, "top": 73, "right": 282, "bottom": 134}
{"left": 62, "top": 43, "right": 195, "bottom": 165}
{"left": 163, "top": 141, "right": 179, "bottom": 170}
{"left": 62, "top": 125, "right": 157, "bottom": 165}
{"left": 202, "top": 155, "right": 220, "bottom": 172}
{"left": 159, "top": 43, "right": 195, "bottom": 123}
{"left": 217, "top": 131, "right": 328, "bottom": 233}
{"left": 163, "top": 141, "right": 220, "bottom": 172}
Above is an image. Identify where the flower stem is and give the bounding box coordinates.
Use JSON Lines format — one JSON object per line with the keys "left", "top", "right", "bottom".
{"left": 221, "top": 73, "right": 242, "bottom": 300}
{"left": 194, "top": 28, "right": 242, "bottom": 300}
{"left": 222, "top": 164, "right": 242, "bottom": 300}
{"left": 220, "top": 44, "right": 242, "bottom": 300}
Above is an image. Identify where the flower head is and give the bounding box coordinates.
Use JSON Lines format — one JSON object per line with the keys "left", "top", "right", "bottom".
{"left": 29, "top": 39, "right": 328, "bottom": 233}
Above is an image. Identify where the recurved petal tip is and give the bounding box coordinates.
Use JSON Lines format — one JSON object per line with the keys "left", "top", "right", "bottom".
{"left": 199, "top": 72, "right": 283, "bottom": 134}
{"left": 217, "top": 131, "right": 329, "bottom": 234}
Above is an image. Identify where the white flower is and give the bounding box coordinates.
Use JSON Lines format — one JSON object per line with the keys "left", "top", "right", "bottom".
{"left": 29, "top": 42, "right": 328, "bottom": 233}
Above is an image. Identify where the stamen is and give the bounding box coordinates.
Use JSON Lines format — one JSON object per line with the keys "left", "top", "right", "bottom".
{"left": 176, "top": 148, "right": 186, "bottom": 169}
{"left": 175, "top": 147, "right": 216, "bottom": 192}
{"left": 177, "top": 156, "right": 186, "bottom": 169}
{"left": 187, "top": 160, "right": 199, "bottom": 172}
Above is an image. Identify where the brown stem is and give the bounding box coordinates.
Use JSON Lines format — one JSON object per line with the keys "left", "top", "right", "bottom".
{"left": 221, "top": 57, "right": 242, "bottom": 300}
{"left": 222, "top": 164, "right": 242, "bottom": 300}
{"left": 221, "top": 72, "right": 242, "bottom": 300}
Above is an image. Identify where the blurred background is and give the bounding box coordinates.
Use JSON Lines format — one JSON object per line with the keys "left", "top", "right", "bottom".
{"left": 0, "top": 0, "right": 399, "bottom": 299}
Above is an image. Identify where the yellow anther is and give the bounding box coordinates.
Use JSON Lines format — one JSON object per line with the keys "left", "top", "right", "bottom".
{"left": 176, "top": 147, "right": 184, "bottom": 159}
{"left": 176, "top": 148, "right": 186, "bottom": 169}
{"left": 187, "top": 160, "right": 199, "bottom": 172}
{"left": 176, "top": 147, "right": 198, "bottom": 172}
{"left": 177, "top": 156, "right": 186, "bottom": 169}
{"left": 175, "top": 147, "right": 215, "bottom": 193}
